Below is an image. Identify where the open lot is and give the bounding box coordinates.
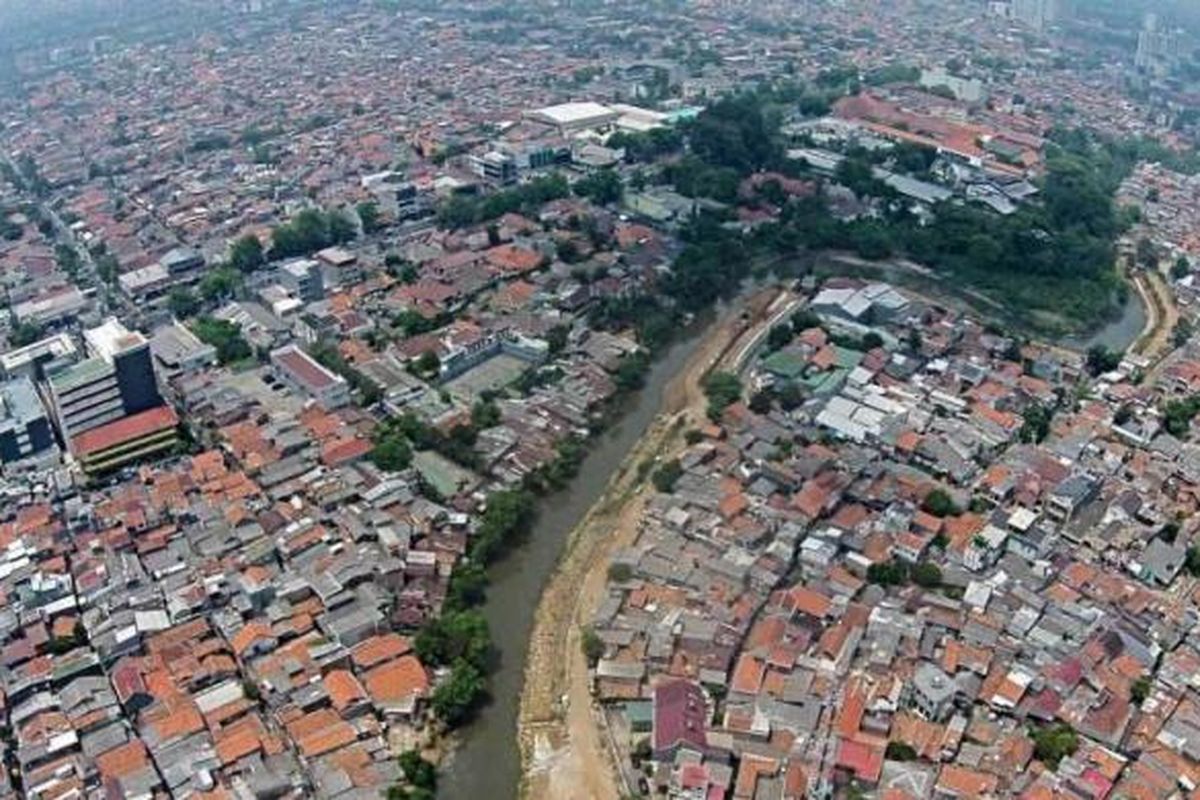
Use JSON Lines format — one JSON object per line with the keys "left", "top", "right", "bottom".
{"left": 443, "top": 353, "right": 529, "bottom": 401}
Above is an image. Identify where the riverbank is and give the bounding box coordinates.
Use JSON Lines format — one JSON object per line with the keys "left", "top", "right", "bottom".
{"left": 1130, "top": 266, "right": 1178, "bottom": 361}
{"left": 436, "top": 316, "right": 723, "bottom": 800}
{"left": 517, "top": 287, "right": 793, "bottom": 799}
{"left": 815, "top": 251, "right": 1148, "bottom": 355}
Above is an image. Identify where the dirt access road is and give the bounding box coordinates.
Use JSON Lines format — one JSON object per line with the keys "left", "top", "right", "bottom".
{"left": 517, "top": 287, "right": 793, "bottom": 799}
{"left": 1131, "top": 266, "right": 1179, "bottom": 363}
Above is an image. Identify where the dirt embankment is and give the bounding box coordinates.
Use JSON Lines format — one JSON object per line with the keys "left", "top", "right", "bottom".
{"left": 1131, "top": 267, "right": 1178, "bottom": 362}
{"left": 517, "top": 287, "right": 790, "bottom": 799}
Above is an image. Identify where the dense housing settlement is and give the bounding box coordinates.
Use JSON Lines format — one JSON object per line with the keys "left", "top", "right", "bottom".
{"left": 0, "top": 1, "right": 1200, "bottom": 799}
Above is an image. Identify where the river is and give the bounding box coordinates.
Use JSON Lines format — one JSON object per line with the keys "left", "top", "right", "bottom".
{"left": 437, "top": 325, "right": 710, "bottom": 800}
{"left": 435, "top": 276, "right": 1144, "bottom": 799}
{"left": 1059, "top": 288, "right": 1148, "bottom": 353}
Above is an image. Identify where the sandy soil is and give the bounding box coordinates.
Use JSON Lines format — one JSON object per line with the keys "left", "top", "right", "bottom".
{"left": 517, "top": 287, "right": 789, "bottom": 799}
{"left": 1132, "top": 267, "right": 1179, "bottom": 362}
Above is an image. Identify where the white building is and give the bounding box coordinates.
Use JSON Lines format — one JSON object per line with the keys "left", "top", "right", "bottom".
{"left": 525, "top": 102, "right": 621, "bottom": 135}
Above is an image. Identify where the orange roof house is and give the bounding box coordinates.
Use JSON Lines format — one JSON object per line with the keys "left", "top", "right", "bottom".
{"left": 362, "top": 655, "right": 429, "bottom": 717}
{"left": 485, "top": 244, "right": 543, "bottom": 274}
{"left": 351, "top": 633, "right": 411, "bottom": 670}
{"left": 936, "top": 764, "right": 999, "bottom": 797}
{"left": 326, "top": 669, "right": 370, "bottom": 716}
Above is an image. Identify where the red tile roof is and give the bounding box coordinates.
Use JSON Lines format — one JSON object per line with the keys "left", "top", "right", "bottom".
{"left": 274, "top": 347, "right": 338, "bottom": 391}
{"left": 72, "top": 406, "right": 178, "bottom": 457}
{"left": 653, "top": 680, "right": 708, "bottom": 754}
{"left": 836, "top": 738, "right": 883, "bottom": 783}
{"left": 363, "top": 656, "right": 429, "bottom": 705}
{"left": 485, "top": 244, "right": 542, "bottom": 274}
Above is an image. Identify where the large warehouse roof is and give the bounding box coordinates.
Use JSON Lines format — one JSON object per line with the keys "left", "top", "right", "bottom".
{"left": 527, "top": 101, "right": 619, "bottom": 128}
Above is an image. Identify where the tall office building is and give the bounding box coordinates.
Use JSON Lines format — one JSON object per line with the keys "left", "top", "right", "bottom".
{"left": 46, "top": 318, "right": 163, "bottom": 441}
{"left": 1136, "top": 14, "right": 1182, "bottom": 76}
{"left": 0, "top": 377, "right": 55, "bottom": 464}
{"left": 1011, "top": 0, "right": 1060, "bottom": 32}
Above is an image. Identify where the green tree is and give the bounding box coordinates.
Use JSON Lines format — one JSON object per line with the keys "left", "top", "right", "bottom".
{"left": 546, "top": 325, "right": 570, "bottom": 355}
{"left": 229, "top": 234, "right": 265, "bottom": 272}
{"left": 922, "top": 489, "right": 958, "bottom": 518}
{"left": 371, "top": 433, "right": 412, "bottom": 472}
{"left": 749, "top": 389, "right": 774, "bottom": 415}
{"left": 885, "top": 741, "right": 917, "bottom": 761}
{"left": 415, "top": 610, "right": 492, "bottom": 671}
{"left": 1020, "top": 403, "right": 1053, "bottom": 444}
{"left": 387, "top": 788, "right": 433, "bottom": 800}
{"left": 446, "top": 561, "right": 489, "bottom": 611}
{"left": 867, "top": 560, "right": 908, "bottom": 587}
{"left": 328, "top": 211, "right": 357, "bottom": 244}
{"left": 614, "top": 351, "right": 650, "bottom": 391}
{"left": 1031, "top": 723, "right": 1079, "bottom": 770}
{"left": 394, "top": 309, "right": 435, "bottom": 336}
{"left": 1130, "top": 676, "right": 1152, "bottom": 705}
{"left": 890, "top": 141, "right": 937, "bottom": 175}
{"left": 791, "top": 310, "right": 823, "bottom": 335}
{"left": 835, "top": 154, "right": 888, "bottom": 198}
{"left": 439, "top": 174, "right": 571, "bottom": 229}
{"left": 54, "top": 244, "right": 80, "bottom": 276}
{"left": 270, "top": 209, "right": 351, "bottom": 258}
{"left": 199, "top": 266, "right": 242, "bottom": 301}
{"left": 776, "top": 383, "right": 805, "bottom": 411}
{"left": 652, "top": 459, "right": 684, "bottom": 493}
{"left": 96, "top": 254, "right": 120, "bottom": 284}
{"left": 557, "top": 240, "right": 582, "bottom": 264}
{"left": 471, "top": 399, "right": 502, "bottom": 429}
{"left": 8, "top": 321, "right": 43, "bottom": 348}
{"left": 703, "top": 371, "right": 743, "bottom": 420}
{"left": 1136, "top": 236, "right": 1158, "bottom": 269}
{"left": 581, "top": 627, "right": 605, "bottom": 666}
{"left": 357, "top": 201, "right": 382, "bottom": 234}
{"left": 1187, "top": 546, "right": 1200, "bottom": 577}
{"left": 687, "top": 91, "right": 782, "bottom": 173}
{"left": 1163, "top": 394, "right": 1200, "bottom": 438}
{"left": 431, "top": 661, "right": 487, "bottom": 727}
{"left": 767, "top": 323, "right": 793, "bottom": 352}
{"left": 607, "top": 127, "right": 683, "bottom": 163}
{"left": 574, "top": 169, "right": 624, "bottom": 205}
{"left": 1172, "top": 256, "right": 1192, "bottom": 280}
{"left": 911, "top": 562, "right": 943, "bottom": 588}
{"left": 471, "top": 489, "right": 537, "bottom": 564}
{"left": 1173, "top": 317, "right": 1194, "bottom": 348}
{"left": 607, "top": 563, "right": 633, "bottom": 583}
{"left": 1086, "top": 345, "right": 1122, "bottom": 376}
{"left": 398, "top": 750, "right": 437, "bottom": 793}
{"left": 190, "top": 317, "right": 251, "bottom": 365}
{"left": 168, "top": 288, "right": 200, "bottom": 319}
{"left": 414, "top": 350, "right": 441, "bottom": 378}
{"left": 437, "top": 195, "right": 479, "bottom": 229}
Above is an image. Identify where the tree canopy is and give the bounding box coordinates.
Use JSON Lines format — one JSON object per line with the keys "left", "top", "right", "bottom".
{"left": 229, "top": 234, "right": 265, "bottom": 272}
{"left": 270, "top": 209, "right": 356, "bottom": 259}
{"left": 703, "top": 371, "right": 743, "bottom": 420}
{"left": 437, "top": 174, "right": 569, "bottom": 229}
{"left": 686, "top": 92, "right": 783, "bottom": 173}
{"left": 190, "top": 317, "right": 251, "bottom": 365}
{"left": 574, "top": 169, "right": 623, "bottom": 205}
